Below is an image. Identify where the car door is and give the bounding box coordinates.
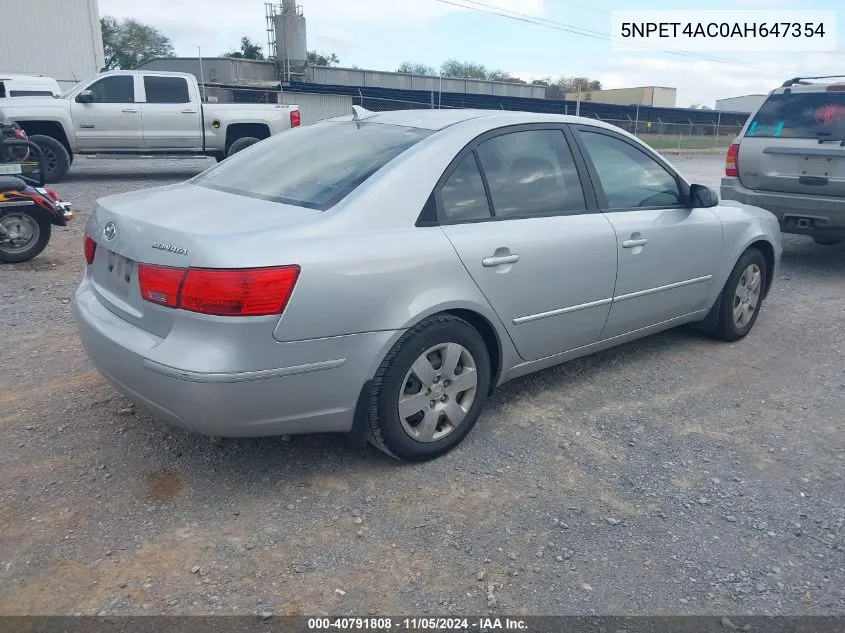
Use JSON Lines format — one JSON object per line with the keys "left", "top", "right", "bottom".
{"left": 71, "top": 75, "right": 142, "bottom": 150}
{"left": 437, "top": 126, "right": 619, "bottom": 362}
{"left": 571, "top": 125, "right": 723, "bottom": 340}
{"left": 140, "top": 75, "right": 203, "bottom": 150}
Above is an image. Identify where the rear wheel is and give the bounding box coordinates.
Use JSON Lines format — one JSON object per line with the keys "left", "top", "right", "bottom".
{"left": 367, "top": 314, "right": 491, "bottom": 462}
{"left": 226, "top": 136, "right": 260, "bottom": 158}
{"left": 0, "top": 212, "right": 51, "bottom": 263}
{"left": 712, "top": 248, "right": 767, "bottom": 342}
{"left": 28, "top": 135, "right": 71, "bottom": 183}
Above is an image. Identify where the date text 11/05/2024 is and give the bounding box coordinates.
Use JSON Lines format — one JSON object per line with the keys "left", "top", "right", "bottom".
{"left": 307, "top": 617, "right": 529, "bottom": 631}
{"left": 620, "top": 22, "right": 826, "bottom": 38}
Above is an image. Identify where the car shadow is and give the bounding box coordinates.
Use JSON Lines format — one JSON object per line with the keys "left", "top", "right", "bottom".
{"left": 61, "top": 170, "right": 205, "bottom": 183}
{"left": 779, "top": 235, "right": 845, "bottom": 276}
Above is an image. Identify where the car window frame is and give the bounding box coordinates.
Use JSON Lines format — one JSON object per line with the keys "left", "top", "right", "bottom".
{"left": 568, "top": 124, "right": 691, "bottom": 212}
{"left": 142, "top": 75, "right": 191, "bottom": 104}
{"left": 421, "top": 123, "right": 601, "bottom": 227}
{"left": 85, "top": 74, "right": 136, "bottom": 104}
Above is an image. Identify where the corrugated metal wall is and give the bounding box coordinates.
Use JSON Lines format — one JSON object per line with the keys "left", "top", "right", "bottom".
{"left": 279, "top": 92, "right": 353, "bottom": 124}
{"left": 0, "top": 0, "right": 103, "bottom": 87}
{"left": 310, "top": 66, "right": 545, "bottom": 99}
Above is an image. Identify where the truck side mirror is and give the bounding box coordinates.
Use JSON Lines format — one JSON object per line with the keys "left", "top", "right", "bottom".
{"left": 75, "top": 90, "right": 94, "bottom": 104}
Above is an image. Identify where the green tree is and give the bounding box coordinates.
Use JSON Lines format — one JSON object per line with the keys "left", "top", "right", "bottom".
{"left": 440, "top": 59, "right": 488, "bottom": 80}
{"left": 488, "top": 69, "right": 526, "bottom": 84}
{"left": 307, "top": 50, "right": 340, "bottom": 66}
{"left": 223, "top": 36, "right": 265, "bottom": 60}
{"left": 100, "top": 16, "right": 174, "bottom": 70}
{"left": 530, "top": 76, "right": 602, "bottom": 99}
{"left": 397, "top": 62, "right": 436, "bottom": 75}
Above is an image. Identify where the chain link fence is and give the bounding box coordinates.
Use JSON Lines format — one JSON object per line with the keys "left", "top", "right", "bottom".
{"left": 198, "top": 84, "right": 742, "bottom": 152}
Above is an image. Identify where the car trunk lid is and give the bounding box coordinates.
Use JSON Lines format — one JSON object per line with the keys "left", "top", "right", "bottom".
{"left": 87, "top": 182, "right": 320, "bottom": 338}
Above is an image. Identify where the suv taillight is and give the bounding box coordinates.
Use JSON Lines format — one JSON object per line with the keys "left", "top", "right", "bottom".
{"left": 290, "top": 110, "right": 301, "bottom": 127}
{"left": 84, "top": 236, "right": 97, "bottom": 265}
{"left": 137, "top": 264, "right": 300, "bottom": 316}
{"left": 725, "top": 143, "right": 740, "bottom": 177}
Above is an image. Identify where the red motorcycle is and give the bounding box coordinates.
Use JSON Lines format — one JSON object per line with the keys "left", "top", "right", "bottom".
{"left": 0, "top": 122, "right": 73, "bottom": 263}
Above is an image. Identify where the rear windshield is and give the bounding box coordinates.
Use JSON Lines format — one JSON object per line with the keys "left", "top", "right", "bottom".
{"left": 193, "top": 121, "right": 433, "bottom": 210}
{"left": 746, "top": 91, "right": 845, "bottom": 139}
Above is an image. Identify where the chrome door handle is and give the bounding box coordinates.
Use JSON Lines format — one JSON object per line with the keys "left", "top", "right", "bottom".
{"left": 182, "top": 109, "right": 197, "bottom": 114}
{"left": 482, "top": 254, "right": 520, "bottom": 267}
{"left": 122, "top": 108, "right": 138, "bottom": 113}
{"left": 622, "top": 238, "right": 648, "bottom": 248}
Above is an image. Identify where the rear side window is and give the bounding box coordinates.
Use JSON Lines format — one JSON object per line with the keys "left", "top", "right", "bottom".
{"left": 746, "top": 91, "right": 845, "bottom": 139}
{"left": 440, "top": 153, "right": 491, "bottom": 222}
{"left": 476, "top": 130, "right": 585, "bottom": 217}
{"left": 144, "top": 76, "right": 190, "bottom": 104}
{"left": 9, "top": 90, "right": 54, "bottom": 97}
{"left": 194, "top": 121, "right": 432, "bottom": 210}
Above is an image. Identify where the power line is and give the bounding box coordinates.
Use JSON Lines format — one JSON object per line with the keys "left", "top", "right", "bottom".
{"left": 435, "top": 0, "right": 803, "bottom": 76}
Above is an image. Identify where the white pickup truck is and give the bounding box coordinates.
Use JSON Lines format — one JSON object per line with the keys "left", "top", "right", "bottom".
{"left": 0, "top": 70, "right": 300, "bottom": 182}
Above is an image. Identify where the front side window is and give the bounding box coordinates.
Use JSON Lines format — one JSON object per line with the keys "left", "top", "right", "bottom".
{"left": 440, "top": 153, "right": 491, "bottom": 222}
{"left": 476, "top": 130, "right": 585, "bottom": 217}
{"left": 193, "top": 121, "right": 432, "bottom": 210}
{"left": 86, "top": 76, "right": 135, "bottom": 103}
{"left": 579, "top": 131, "right": 682, "bottom": 209}
{"left": 144, "top": 76, "right": 190, "bottom": 104}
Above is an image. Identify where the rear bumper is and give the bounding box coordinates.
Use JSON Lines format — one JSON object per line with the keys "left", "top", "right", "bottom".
{"left": 721, "top": 177, "right": 845, "bottom": 240}
{"left": 72, "top": 277, "right": 397, "bottom": 437}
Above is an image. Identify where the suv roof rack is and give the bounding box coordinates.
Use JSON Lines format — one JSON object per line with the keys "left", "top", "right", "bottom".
{"left": 781, "top": 75, "right": 845, "bottom": 87}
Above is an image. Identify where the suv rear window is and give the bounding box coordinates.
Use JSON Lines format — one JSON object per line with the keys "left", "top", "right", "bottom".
{"left": 193, "top": 121, "right": 432, "bottom": 210}
{"left": 746, "top": 91, "right": 845, "bottom": 139}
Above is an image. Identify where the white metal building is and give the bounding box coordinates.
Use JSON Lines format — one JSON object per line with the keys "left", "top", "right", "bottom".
{"left": 0, "top": 0, "right": 104, "bottom": 89}
{"left": 715, "top": 94, "right": 767, "bottom": 113}
{"left": 564, "top": 86, "right": 677, "bottom": 108}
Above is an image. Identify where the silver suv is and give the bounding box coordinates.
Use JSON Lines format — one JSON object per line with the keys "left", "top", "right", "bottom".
{"left": 721, "top": 75, "right": 845, "bottom": 245}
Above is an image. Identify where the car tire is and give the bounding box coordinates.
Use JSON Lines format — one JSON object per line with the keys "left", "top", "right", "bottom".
{"left": 712, "top": 247, "right": 767, "bottom": 342}
{"left": 211, "top": 152, "right": 225, "bottom": 163}
{"left": 366, "top": 314, "right": 491, "bottom": 462}
{"left": 226, "top": 137, "right": 260, "bottom": 158}
{"left": 0, "top": 212, "right": 51, "bottom": 263}
{"left": 28, "top": 135, "right": 71, "bottom": 183}
{"left": 813, "top": 237, "right": 842, "bottom": 246}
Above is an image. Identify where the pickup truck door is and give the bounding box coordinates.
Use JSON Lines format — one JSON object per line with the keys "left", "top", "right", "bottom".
{"left": 71, "top": 75, "right": 143, "bottom": 150}
{"left": 139, "top": 74, "right": 203, "bottom": 150}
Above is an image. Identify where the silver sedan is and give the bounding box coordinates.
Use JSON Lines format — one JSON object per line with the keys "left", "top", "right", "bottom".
{"left": 72, "top": 108, "right": 782, "bottom": 462}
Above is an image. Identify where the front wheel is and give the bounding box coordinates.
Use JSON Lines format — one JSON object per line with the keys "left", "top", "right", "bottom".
{"left": 712, "top": 248, "right": 767, "bottom": 342}
{"left": 28, "top": 135, "right": 71, "bottom": 183}
{"left": 0, "top": 212, "right": 51, "bottom": 263}
{"left": 366, "top": 314, "right": 491, "bottom": 462}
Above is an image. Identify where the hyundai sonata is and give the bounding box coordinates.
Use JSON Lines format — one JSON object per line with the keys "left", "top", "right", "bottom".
{"left": 73, "top": 108, "right": 782, "bottom": 462}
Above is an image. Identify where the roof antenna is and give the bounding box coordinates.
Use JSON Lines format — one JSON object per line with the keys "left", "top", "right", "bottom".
{"left": 352, "top": 105, "right": 375, "bottom": 121}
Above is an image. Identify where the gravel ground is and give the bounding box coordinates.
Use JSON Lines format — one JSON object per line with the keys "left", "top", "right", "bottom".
{"left": 0, "top": 155, "right": 843, "bottom": 616}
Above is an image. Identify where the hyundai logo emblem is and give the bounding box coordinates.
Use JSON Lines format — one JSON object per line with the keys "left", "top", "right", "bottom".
{"left": 103, "top": 222, "right": 117, "bottom": 241}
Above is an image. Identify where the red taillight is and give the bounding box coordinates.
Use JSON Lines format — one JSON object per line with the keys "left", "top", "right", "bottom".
{"left": 84, "top": 236, "right": 97, "bottom": 265}
{"left": 725, "top": 143, "right": 740, "bottom": 177}
{"left": 13, "top": 127, "right": 26, "bottom": 139}
{"left": 44, "top": 188, "right": 59, "bottom": 202}
{"left": 290, "top": 110, "right": 301, "bottom": 127}
{"left": 137, "top": 264, "right": 300, "bottom": 316}
{"left": 826, "top": 84, "right": 845, "bottom": 91}
{"left": 138, "top": 264, "right": 185, "bottom": 308}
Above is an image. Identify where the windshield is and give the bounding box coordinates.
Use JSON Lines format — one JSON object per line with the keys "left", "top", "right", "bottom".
{"left": 193, "top": 121, "right": 433, "bottom": 210}
{"left": 746, "top": 91, "right": 845, "bottom": 139}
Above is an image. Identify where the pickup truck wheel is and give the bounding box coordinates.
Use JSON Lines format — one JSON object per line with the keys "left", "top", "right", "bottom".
{"left": 227, "top": 136, "right": 260, "bottom": 158}
{"left": 29, "top": 135, "right": 71, "bottom": 183}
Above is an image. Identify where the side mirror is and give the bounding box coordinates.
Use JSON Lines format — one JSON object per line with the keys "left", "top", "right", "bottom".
{"left": 690, "top": 183, "right": 718, "bottom": 208}
{"left": 75, "top": 90, "right": 94, "bottom": 104}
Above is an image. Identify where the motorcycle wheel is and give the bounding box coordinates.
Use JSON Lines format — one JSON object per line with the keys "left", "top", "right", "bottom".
{"left": 0, "top": 212, "right": 51, "bottom": 263}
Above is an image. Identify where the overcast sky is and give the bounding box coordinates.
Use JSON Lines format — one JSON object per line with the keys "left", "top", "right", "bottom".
{"left": 98, "top": 0, "right": 843, "bottom": 107}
